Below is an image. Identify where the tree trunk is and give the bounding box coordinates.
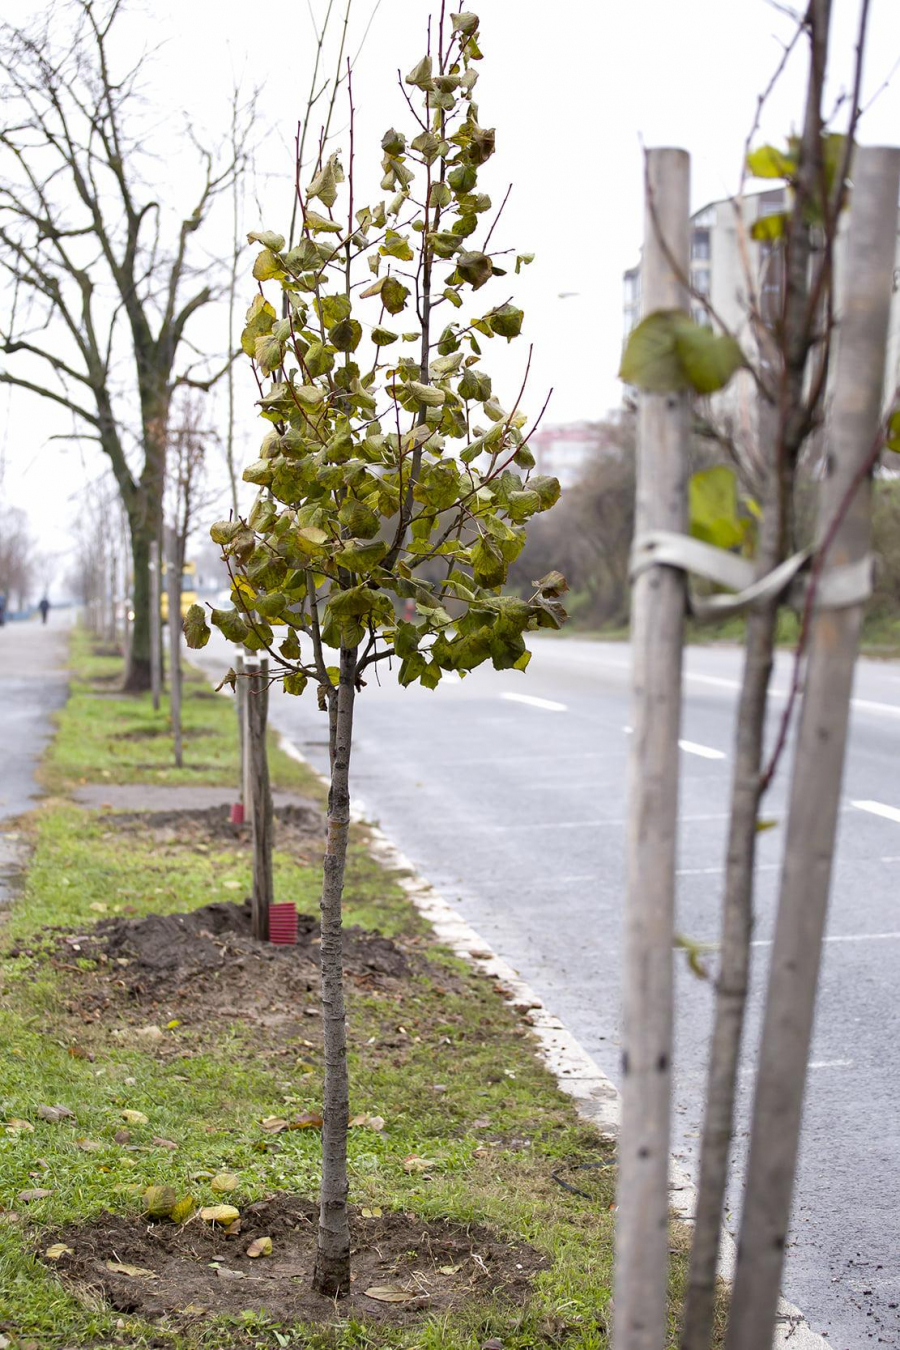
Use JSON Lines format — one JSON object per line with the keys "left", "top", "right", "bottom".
{"left": 726, "top": 144, "right": 900, "bottom": 1350}
{"left": 247, "top": 658, "right": 273, "bottom": 941}
{"left": 166, "top": 529, "right": 183, "bottom": 768}
{"left": 124, "top": 525, "right": 152, "bottom": 692}
{"left": 149, "top": 539, "right": 162, "bottom": 711}
{"left": 615, "top": 147, "right": 690, "bottom": 1350}
{"left": 312, "top": 643, "right": 358, "bottom": 1298}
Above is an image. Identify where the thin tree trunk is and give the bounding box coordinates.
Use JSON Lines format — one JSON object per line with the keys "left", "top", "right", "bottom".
{"left": 235, "top": 652, "right": 246, "bottom": 813}
{"left": 614, "top": 147, "right": 690, "bottom": 1350}
{"left": 726, "top": 144, "right": 900, "bottom": 1350}
{"left": 166, "top": 529, "right": 183, "bottom": 768}
{"left": 313, "top": 642, "right": 358, "bottom": 1298}
{"left": 247, "top": 657, "right": 273, "bottom": 941}
{"left": 148, "top": 538, "right": 162, "bottom": 711}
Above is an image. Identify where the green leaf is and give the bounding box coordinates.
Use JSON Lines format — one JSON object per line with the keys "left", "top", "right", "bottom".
{"left": 750, "top": 213, "right": 788, "bottom": 243}
{"left": 689, "top": 466, "right": 745, "bottom": 550}
{"left": 338, "top": 498, "right": 381, "bottom": 538}
{"left": 619, "top": 310, "right": 744, "bottom": 395}
{"left": 252, "top": 249, "right": 283, "bottom": 282}
{"left": 335, "top": 539, "right": 389, "bottom": 573}
{"left": 283, "top": 672, "right": 308, "bottom": 696}
{"left": 380, "top": 230, "right": 414, "bottom": 262}
{"left": 241, "top": 295, "right": 276, "bottom": 357}
{"left": 456, "top": 251, "right": 493, "bottom": 290}
{"left": 381, "top": 128, "right": 406, "bottom": 156}
{"left": 515, "top": 252, "right": 535, "bottom": 274}
{"left": 885, "top": 408, "right": 900, "bottom": 453}
{"left": 451, "top": 11, "right": 479, "bottom": 35}
{"left": 183, "top": 604, "right": 210, "bottom": 649}
{"left": 405, "top": 54, "right": 434, "bottom": 90}
{"left": 307, "top": 153, "right": 343, "bottom": 209}
{"left": 381, "top": 277, "right": 410, "bottom": 315}
{"left": 746, "top": 144, "right": 796, "bottom": 180}
{"left": 211, "top": 607, "right": 250, "bottom": 644}
{"left": 372, "top": 326, "right": 399, "bottom": 347}
{"left": 304, "top": 342, "right": 335, "bottom": 377}
{"left": 407, "top": 381, "right": 446, "bottom": 408}
{"left": 487, "top": 303, "right": 523, "bottom": 339}
{"left": 247, "top": 230, "right": 286, "bottom": 252}
{"left": 305, "top": 210, "right": 343, "bottom": 234}
{"left": 330, "top": 318, "right": 363, "bottom": 353}
{"left": 210, "top": 520, "right": 243, "bottom": 546}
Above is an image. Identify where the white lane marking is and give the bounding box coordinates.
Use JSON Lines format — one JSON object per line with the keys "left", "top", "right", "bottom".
{"left": 851, "top": 696, "right": 900, "bottom": 718}
{"left": 491, "top": 812, "right": 731, "bottom": 832}
{"left": 676, "top": 863, "right": 780, "bottom": 876}
{"left": 809, "top": 1059, "right": 854, "bottom": 1069}
{"left": 500, "top": 691, "right": 567, "bottom": 712}
{"left": 679, "top": 668, "right": 900, "bottom": 718}
{"left": 852, "top": 799, "right": 900, "bottom": 825}
{"left": 752, "top": 931, "right": 900, "bottom": 947}
{"left": 679, "top": 739, "right": 726, "bottom": 760}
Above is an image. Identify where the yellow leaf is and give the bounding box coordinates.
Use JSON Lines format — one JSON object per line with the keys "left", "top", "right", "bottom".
{"left": 106, "top": 1260, "right": 157, "bottom": 1279}
{"left": 402, "top": 1154, "right": 436, "bottom": 1173}
{"left": 170, "top": 1196, "right": 195, "bottom": 1224}
{"left": 165, "top": 1020, "right": 180, "bottom": 1030}
{"left": 438, "top": 1264, "right": 460, "bottom": 1275}
{"left": 200, "top": 1205, "right": 240, "bottom": 1225}
{"left": 260, "top": 1116, "right": 288, "bottom": 1133}
{"left": 121, "top": 1109, "right": 149, "bottom": 1125}
{"left": 246, "top": 1236, "right": 273, "bottom": 1258}
{"left": 5, "top": 1118, "right": 33, "bottom": 1133}
{"left": 45, "top": 1243, "right": 73, "bottom": 1260}
{"left": 210, "top": 1172, "right": 238, "bottom": 1193}
{"left": 89, "top": 902, "right": 108, "bottom": 913}
{"left": 364, "top": 1284, "right": 418, "bottom": 1303}
{"left": 360, "top": 1206, "right": 383, "bottom": 1218}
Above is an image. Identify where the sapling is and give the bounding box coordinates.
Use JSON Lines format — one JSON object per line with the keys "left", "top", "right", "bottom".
{"left": 185, "top": 7, "right": 565, "bottom": 1295}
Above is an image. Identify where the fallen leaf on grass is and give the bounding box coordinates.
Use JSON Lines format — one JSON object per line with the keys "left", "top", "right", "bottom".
{"left": 89, "top": 902, "right": 108, "bottom": 913}
{"left": 200, "top": 1205, "right": 240, "bottom": 1225}
{"left": 45, "top": 1243, "right": 73, "bottom": 1260}
{"left": 289, "top": 1112, "right": 323, "bottom": 1130}
{"left": 144, "top": 1185, "right": 177, "bottom": 1218}
{"left": 260, "top": 1116, "right": 289, "bottom": 1133}
{"left": 38, "top": 1104, "right": 76, "bottom": 1123}
{"left": 247, "top": 1236, "right": 272, "bottom": 1258}
{"left": 210, "top": 1172, "right": 238, "bottom": 1193}
{"left": 360, "top": 1206, "right": 382, "bottom": 1218}
{"left": 223, "top": 1217, "right": 242, "bottom": 1235}
{"left": 67, "top": 1044, "right": 93, "bottom": 1061}
{"left": 438, "top": 1264, "right": 461, "bottom": 1275}
{"left": 121, "top": 1109, "right": 148, "bottom": 1125}
{"left": 106, "top": 1260, "right": 157, "bottom": 1279}
{"left": 135, "top": 1025, "right": 163, "bottom": 1042}
{"left": 349, "top": 1113, "right": 385, "bottom": 1131}
{"left": 402, "top": 1155, "right": 436, "bottom": 1173}
{"left": 5, "top": 1118, "right": 33, "bottom": 1133}
{"left": 364, "top": 1284, "right": 420, "bottom": 1303}
{"left": 170, "top": 1196, "right": 196, "bottom": 1224}
{"left": 216, "top": 1266, "right": 245, "bottom": 1280}
{"left": 165, "top": 1020, "right": 180, "bottom": 1029}
{"left": 75, "top": 1138, "right": 101, "bottom": 1151}
{"left": 17, "top": 1189, "right": 52, "bottom": 1202}
{"left": 152, "top": 1135, "right": 178, "bottom": 1150}
{"left": 114, "top": 1129, "right": 131, "bottom": 1145}
{"left": 482, "top": 1340, "right": 505, "bottom": 1350}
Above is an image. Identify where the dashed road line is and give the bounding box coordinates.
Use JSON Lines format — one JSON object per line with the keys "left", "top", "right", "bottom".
{"left": 679, "top": 738, "right": 726, "bottom": 760}
{"left": 500, "top": 691, "right": 567, "bottom": 712}
{"left": 852, "top": 799, "right": 900, "bottom": 825}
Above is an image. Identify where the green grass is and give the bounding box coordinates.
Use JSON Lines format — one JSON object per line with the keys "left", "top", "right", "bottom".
{"left": 43, "top": 627, "right": 317, "bottom": 795}
{"left": 0, "top": 632, "right": 715, "bottom": 1348}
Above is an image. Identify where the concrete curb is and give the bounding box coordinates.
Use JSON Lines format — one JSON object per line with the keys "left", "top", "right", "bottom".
{"left": 277, "top": 733, "right": 831, "bottom": 1350}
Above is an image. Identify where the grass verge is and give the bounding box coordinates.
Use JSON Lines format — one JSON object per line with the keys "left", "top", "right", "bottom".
{"left": 0, "top": 631, "right": 715, "bottom": 1348}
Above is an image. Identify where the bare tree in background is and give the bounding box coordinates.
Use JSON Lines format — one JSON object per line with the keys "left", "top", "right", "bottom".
{"left": 0, "top": 504, "right": 38, "bottom": 610}
{"left": 0, "top": 0, "right": 252, "bottom": 689}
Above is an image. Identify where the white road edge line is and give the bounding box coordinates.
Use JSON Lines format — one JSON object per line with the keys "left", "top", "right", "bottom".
{"left": 275, "top": 727, "right": 833, "bottom": 1350}
{"left": 500, "top": 691, "right": 567, "bottom": 712}
{"left": 852, "top": 799, "right": 900, "bottom": 825}
{"left": 752, "top": 931, "right": 900, "bottom": 947}
{"left": 679, "top": 738, "right": 727, "bottom": 760}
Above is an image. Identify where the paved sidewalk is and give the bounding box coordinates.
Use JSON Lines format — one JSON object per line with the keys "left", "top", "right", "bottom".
{"left": 0, "top": 610, "right": 72, "bottom": 823}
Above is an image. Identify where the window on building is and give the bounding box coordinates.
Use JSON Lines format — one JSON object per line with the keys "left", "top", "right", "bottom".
{"left": 691, "top": 304, "right": 709, "bottom": 327}
{"left": 693, "top": 267, "right": 711, "bottom": 296}
{"left": 691, "top": 229, "right": 711, "bottom": 261}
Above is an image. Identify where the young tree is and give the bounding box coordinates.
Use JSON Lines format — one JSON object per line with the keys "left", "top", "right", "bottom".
{"left": 185, "top": 7, "right": 564, "bottom": 1295}
{"left": 0, "top": 1, "right": 251, "bottom": 689}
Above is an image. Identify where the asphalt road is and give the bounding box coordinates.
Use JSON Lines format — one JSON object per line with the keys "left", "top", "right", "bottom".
{"left": 196, "top": 633, "right": 900, "bottom": 1349}
{"left": 0, "top": 612, "right": 71, "bottom": 823}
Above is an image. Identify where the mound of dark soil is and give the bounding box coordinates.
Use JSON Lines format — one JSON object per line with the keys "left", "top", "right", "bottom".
{"left": 52, "top": 899, "right": 416, "bottom": 1038}
{"left": 43, "top": 1194, "right": 543, "bottom": 1326}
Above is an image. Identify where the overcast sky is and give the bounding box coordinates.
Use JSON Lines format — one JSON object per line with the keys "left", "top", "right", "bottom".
{"left": 1, "top": 0, "right": 899, "bottom": 574}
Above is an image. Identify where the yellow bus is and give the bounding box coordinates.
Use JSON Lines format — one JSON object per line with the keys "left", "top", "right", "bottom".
{"left": 160, "top": 559, "right": 198, "bottom": 622}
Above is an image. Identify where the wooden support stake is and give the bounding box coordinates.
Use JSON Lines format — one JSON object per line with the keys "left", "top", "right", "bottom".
{"left": 166, "top": 530, "right": 183, "bottom": 769}
{"left": 149, "top": 539, "right": 162, "bottom": 713}
{"left": 247, "top": 656, "right": 273, "bottom": 941}
{"left": 614, "top": 147, "right": 691, "bottom": 1350}
{"left": 726, "top": 145, "right": 900, "bottom": 1350}
{"left": 235, "top": 652, "right": 245, "bottom": 812}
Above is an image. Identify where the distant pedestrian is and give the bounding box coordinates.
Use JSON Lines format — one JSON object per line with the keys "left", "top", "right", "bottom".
{"left": 0, "top": 593, "right": 6, "bottom": 626}
{"left": 38, "top": 596, "right": 50, "bottom": 625}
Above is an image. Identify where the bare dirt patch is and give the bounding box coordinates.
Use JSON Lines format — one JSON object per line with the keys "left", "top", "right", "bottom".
{"left": 43, "top": 899, "right": 415, "bottom": 1041}
{"left": 100, "top": 802, "right": 325, "bottom": 853}
{"left": 42, "top": 1194, "right": 543, "bottom": 1327}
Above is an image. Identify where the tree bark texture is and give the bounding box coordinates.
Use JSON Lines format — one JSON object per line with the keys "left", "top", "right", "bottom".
{"left": 726, "top": 145, "right": 900, "bottom": 1350}
{"left": 247, "top": 658, "right": 273, "bottom": 942}
{"left": 312, "top": 644, "right": 358, "bottom": 1298}
{"left": 614, "top": 147, "right": 690, "bottom": 1350}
